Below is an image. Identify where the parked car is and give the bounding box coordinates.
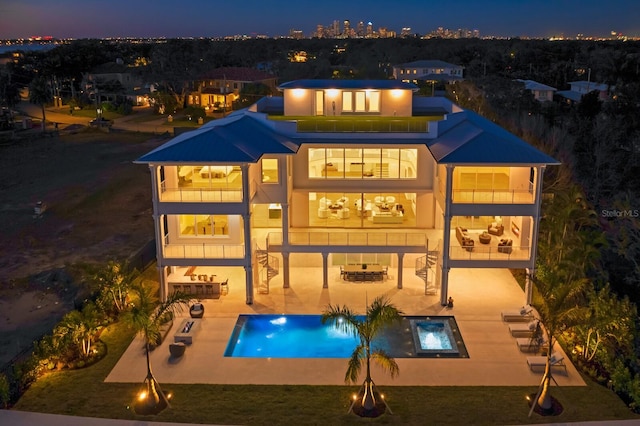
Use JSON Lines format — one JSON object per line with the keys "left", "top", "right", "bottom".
{"left": 89, "top": 117, "right": 112, "bottom": 127}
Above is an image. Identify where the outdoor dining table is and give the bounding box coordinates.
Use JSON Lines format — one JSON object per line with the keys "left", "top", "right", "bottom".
{"left": 342, "top": 264, "right": 385, "bottom": 281}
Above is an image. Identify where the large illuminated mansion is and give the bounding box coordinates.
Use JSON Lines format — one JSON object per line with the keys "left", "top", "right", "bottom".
{"left": 136, "top": 80, "right": 558, "bottom": 305}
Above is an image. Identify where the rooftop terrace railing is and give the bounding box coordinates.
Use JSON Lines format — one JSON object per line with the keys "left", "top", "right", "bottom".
{"left": 270, "top": 116, "right": 437, "bottom": 133}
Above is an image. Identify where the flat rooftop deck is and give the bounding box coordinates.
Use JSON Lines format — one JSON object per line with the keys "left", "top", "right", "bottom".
{"left": 106, "top": 267, "right": 585, "bottom": 387}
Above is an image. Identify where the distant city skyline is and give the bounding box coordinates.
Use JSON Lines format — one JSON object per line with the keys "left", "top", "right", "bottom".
{"left": 0, "top": 0, "right": 638, "bottom": 40}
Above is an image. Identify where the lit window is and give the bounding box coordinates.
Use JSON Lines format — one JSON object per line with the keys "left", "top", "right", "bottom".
{"left": 179, "top": 214, "right": 229, "bottom": 236}
{"left": 342, "top": 91, "right": 353, "bottom": 111}
{"left": 354, "top": 92, "right": 366, "bottom": 112}
{"left": 261, "top": 158, "right": 279, "bottom": 183}
{"left": 368, "top": 91, "right": 380, "bottom": 112}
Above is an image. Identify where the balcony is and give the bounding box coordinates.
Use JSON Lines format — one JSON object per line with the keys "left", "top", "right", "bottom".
{"left": 160, "top": 187, "right": 243, "bottom": 203}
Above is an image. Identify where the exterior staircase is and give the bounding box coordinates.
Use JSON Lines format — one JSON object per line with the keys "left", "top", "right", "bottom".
{"left": 256, "top": 248, "right": 279, "bottom": 294}
{"left": 416, "top": 250, "right": 439, "bottom": 295}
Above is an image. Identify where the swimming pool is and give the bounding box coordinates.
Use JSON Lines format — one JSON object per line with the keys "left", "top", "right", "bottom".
{"left": 224, "top": 314, "right": 468, "bottom": 358}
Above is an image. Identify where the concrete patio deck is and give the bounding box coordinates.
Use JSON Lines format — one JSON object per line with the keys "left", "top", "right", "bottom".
{"left": 106, "top": 266, "right": 585, "bottom": 388}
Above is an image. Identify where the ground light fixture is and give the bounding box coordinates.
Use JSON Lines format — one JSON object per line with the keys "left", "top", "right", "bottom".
{"left": 131, "top": 374, "right": 171, "bottom": 415}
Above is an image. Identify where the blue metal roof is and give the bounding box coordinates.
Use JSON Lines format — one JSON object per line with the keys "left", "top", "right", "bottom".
{"left": 395, "top": 60, "right": 462, "bottom": 69}
{"left": 517, "top": 79, "right": 557, "bottom": 92}
{"left": 427, "top": 111, "right": 560, "bottom": 165}
{"left": 278, "top": 79, "right": 418, "bottom": 91}
{"left": 136, "top": 82, "right": 558, "bottom": 167}
{"left": 137, "top": 109, "right": 559, "bottom": 166}
{"left": 136, "top": 114, "right": 299, "bottom": 163}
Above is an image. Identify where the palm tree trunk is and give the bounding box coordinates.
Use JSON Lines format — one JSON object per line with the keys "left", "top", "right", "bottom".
{"left": 535, "top": 340, "right": 554, "bottom": 412}
{"left": 40, "top": 104, "right": 46, "bottom": 132}
{"left": 362, "top": 343, "right": 375, "bottom": 410}
{"left": 134, "top": 342, "right": 170, "bottom": 415}
{"left": 537, "top": 365, "right": 552, "bottom": 410}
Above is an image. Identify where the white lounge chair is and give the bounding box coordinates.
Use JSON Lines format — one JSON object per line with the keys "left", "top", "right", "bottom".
{"left": 516, "top": 337, "right": 546, "bottom": 353}
{"left": 527, "top": 352, "right": 567, "bottom": 373}
{"left": 501, "top": 305, "right": 534, "bottom": 322}
{"left": 508, "top": 320, "right": 540, "bottom": 337}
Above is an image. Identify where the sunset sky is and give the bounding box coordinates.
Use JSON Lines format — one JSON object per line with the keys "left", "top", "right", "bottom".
{"left": 1, "top": 0, "right": 638, "bottom": 39}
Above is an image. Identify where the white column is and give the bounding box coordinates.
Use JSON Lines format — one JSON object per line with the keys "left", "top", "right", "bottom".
{"left": 283, "top": 252, "right": 290, "bottom": 288}
{"left": 529, "top": 166, "right": 546, "bottom": 268}
{"left": 525, "top": 267, "right": 534, "bottom": 305}
{"left": 322, "top": 252, "right": 329, "bottom": 288}
{"left": 157, "top": 265, "right": 166, "bottom": 302}
{"left": 282, "top": 199, "right": 290, "bottom": 289}
{"left": 148, "top": 165, "right": 168, "bottom": 301}
{"left": 440, "top": 164, "right": 454, "bottom": 306}
{"left": 397, "top": 253, "right": 404, "bottom": 289}
{"left": 241, "top": 164, "right": 253, "bottom": 304}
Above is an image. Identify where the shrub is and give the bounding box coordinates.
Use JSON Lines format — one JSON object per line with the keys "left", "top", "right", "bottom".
{"left": 11, "top": 356, "right": 39, "bottom": 399}
{"left": 0, "top": 373, "right": 9, "bottom": 408}
{"left": 117, "top": 102, "right": 133, "bottom": 115}
{"left": 183, "top": 105, "right": 206, "bottom": 120}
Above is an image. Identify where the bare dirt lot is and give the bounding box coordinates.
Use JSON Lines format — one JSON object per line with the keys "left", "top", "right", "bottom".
{"left": 0, "top": 129, "right": 169, "bottom": 366}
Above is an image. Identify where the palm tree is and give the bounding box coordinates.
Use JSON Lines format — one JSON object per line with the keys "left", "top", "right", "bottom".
{"left": 28, "top": 76, "right": 52, "bottom": 133}
{"left": 94, "top": 260, "right": 139, "bottom": 316}
{"left": 57, "top": 302, "right": 102, "bottom": 359}
{"left": 529, "top": 184, "right": 599, "bottom": 416}
{"left": 528, "top": 267, "right": 588, "bottom": 416}
{"left": 124, "top": 282, "right": 191, "bottom": 415}
{"left": 321, "top": 295, "right": 403, "bottom": 417}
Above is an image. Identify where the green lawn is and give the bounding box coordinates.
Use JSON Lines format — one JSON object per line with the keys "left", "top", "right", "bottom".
{"left": 13, "top": 321, "right": 639, "bottom": 426}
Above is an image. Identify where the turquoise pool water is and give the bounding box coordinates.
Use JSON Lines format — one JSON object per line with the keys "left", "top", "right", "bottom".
{"left": 224, "top": 314, "right": 468, "bottom": 358}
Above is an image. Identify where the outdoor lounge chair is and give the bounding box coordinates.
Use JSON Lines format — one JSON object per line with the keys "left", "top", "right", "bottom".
{"left": 508, "top": 320, "right": 540, "bottom": 337}
{"left": 516, "top": 337, "right": 546, "bottom": 353}
{"left": 501, "top": 305, "right": 534, "bottom": 322}
{"left": 527, "top": 352, "right": 567, "bottom": 373}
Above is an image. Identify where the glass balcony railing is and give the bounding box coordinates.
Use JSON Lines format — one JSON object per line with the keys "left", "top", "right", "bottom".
{"left": 269, "top": 116, "right": 437, "bottom": 133}
{"left": 159, "top": 187, "right": 243, "bottom": 203}
{"left": 449, "top": 245, "right": 531, "bottom": 260}
{"left": 267, "top": 231, "right": 427, "bottom": 248}
{"left": 162, "top": 239, "right": 245, "bottom": 259}
{"left": 451, "top": 189, "right": 534, "bottom": 204}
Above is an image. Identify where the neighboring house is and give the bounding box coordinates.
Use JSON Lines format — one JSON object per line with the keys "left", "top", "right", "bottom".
{"left": 83, "top": 60, "right": 149, "bottom": 106}
{"left": 136, "top": 79, "right": 558, "bottom": 306}
{"left": 188, "top": 67, "right": 278, "bottom": 111}
{"left": 556, "top": 80, "right": 612, "bottom": 104}
{"left": 392, "top": 60, "right": 464, "bottom": 83}
{"left": 516, "top": 79, "right": 557, "bottom": 102}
